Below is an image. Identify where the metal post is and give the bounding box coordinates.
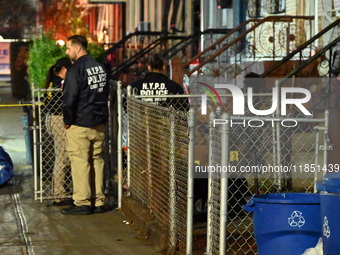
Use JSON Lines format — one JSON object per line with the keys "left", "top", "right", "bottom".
{"left": 206, "top": 110, "right": 216, "bottom": 255}
{"left": 253, "top": 22, "right": 256, "bottom": 61}
{"left": 314, "top": 0, "right": 318, "bottom": 47}
{"left": 186, "top": 107, "right": 195, "bottom": 255}
{"left": 37, "top": 86, "right": 43, "bottom": 202}
{"left": 31, "top": 83, "right": 38, "bottom": 201}
{"left": 323, "top": 110, "right": 329, "bottom": 175}
{"left": 275, "top": 80, "right": 282, "bottom": 190}
{"left": 127, "top": 86, "right": 132, "bottom": 193}
{"left": 273, "top": 21, "right": 276, "bottom": 61}
{"left": 286, "top": 23, "right": 290, "bottom": 55}
{"left": 169, "top": 110, "right": 177, "bottom": 252}
{"left": 314, "top": 126, "right": 320, "bottom": 192}
{"left": 200, "top": 0, "right": 206, "bottom": 51}
{"left": 117, "top": 81, "right": 123, "bottom": 208}
{"left": 219, "top": 112, "right": 229, "bottom": 255}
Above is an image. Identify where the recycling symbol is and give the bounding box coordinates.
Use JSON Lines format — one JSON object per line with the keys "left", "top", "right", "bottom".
{"left": 323, "top": 216, "right": 331, "bottom": 238}
{"left": 288, "top": 210, "right": 305, "bottom": 228}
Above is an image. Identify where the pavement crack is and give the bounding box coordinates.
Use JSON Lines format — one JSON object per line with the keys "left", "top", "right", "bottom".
{"left": 9, "top": 185, "right": 35, "bottom": 255}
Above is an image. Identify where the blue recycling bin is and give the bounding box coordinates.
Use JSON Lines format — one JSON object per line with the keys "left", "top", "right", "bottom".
{"left": 317, "top": 172, "right": 340, "bottom": 255}
{"left": 244, "top": 193, "right": 321, "bottom": 255}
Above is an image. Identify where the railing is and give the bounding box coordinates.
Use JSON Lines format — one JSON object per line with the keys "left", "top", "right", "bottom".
{"left": 162, "top": 29, "right": 232, "bottom": 61}
{"left": 105, "top": 29, "right": 234, "bottom": 81}
{"left": 261, "top": 19, "right": 340, "bottom": 78}
{"left": 104, "top": 31, "right": 162, "bottom": 79}
{"left": 279, "top": 35, "right": 340, "bottom": 84}
{"left": 105, "top": 31, "right": 163, "bottom": 58}
{"left": 182, "top": 16, "right": 314, "bottom": 80}
{"left": 161, "top": 33, "right": 199, "bottom": 60}
{"left": 104, "top": 31, "right": 192, "bottom": 80}
{"left": 110, "top": 35, "right": 189, "bottom": 79}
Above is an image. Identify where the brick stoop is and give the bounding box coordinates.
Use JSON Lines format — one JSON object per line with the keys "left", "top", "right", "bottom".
{"left": 121, "top": 196, "right": 169, "bottom": 252}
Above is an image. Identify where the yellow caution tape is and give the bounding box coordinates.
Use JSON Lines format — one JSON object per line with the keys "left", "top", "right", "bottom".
{"left": 0, "top": 103, "right": 44, "bottom": 107}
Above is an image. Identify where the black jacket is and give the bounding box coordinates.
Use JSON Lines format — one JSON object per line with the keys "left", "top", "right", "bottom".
{"left": 63, "top": 55, "right": 108, "bottom": 127}
{"left": 130, "top": 72, "right": 189, "bottom": 111}
{"left": 44, "top": 75, "right": 64, "bottom": 115}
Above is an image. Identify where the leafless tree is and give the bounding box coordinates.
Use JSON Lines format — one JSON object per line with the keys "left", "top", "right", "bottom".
{"left": 0, "top": 0, "right": 36, "bottom": 39}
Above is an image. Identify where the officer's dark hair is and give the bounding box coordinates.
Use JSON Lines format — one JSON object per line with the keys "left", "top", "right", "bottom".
{"left": 148, "top": 53, "right": 163, "bottom": 70}
{"left": 67, "top": 35, "right": 88, "bottom": 50}
{"left": 45, "top": 57, "right": 72, "bottom": 88}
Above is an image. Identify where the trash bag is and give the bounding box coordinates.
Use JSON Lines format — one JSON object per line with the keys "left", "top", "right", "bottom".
{"left": 302, "top": 238, "right": 323, "bottom": 255}
{"left": 0, "top": 146, "right": 14, "bottom": 185}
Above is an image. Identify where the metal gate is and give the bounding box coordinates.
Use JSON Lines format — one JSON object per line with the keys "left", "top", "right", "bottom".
{"left": 32, "top": 85, "right": 72, "bottom": 202}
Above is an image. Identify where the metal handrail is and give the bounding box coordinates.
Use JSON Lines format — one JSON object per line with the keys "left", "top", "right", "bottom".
{"left": 182, "top": 18, "right": 260, "bottom": 69}
{"left": 162, "top": 34, "right": 198, "bottom": 60}
{"left": 107, "top": 29, "right": 235, "bottom": 79}
{"left": 261, "top": 19, "right": 340, "bottom": 78}
{"left": 105, "top": 31, "right": 163, "bottom": 56}
{"left": 110, "top": 35, "right": 189, "bottom": 78}
{"left": 183, "top": 15, "right": 314, "bottom": 77}
{"left": 279, "top": 35, "right": 340, "bottom": 85}
{"left": 163, "top": 29, "right": 233, "bottom": 60}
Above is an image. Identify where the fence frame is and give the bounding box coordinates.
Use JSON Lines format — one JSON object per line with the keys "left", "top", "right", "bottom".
{"left": 119, "top": 87, "right": 330, "bottom": 254}
{"left": 30, "top": 81, "right": 330, "bottom": 254}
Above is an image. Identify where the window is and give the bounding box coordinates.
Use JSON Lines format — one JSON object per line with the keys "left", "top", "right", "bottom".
{"left": 247, "top": 0, "right": 285, "bottom": 18}
{"left": 247, "top": 0, "right": 264, "bottom": 18}
{"left": 265, "top": 0, "right": 285, "bottom": 14}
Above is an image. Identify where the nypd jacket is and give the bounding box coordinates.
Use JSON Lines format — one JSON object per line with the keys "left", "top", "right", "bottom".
{"left": 63, "top": 55, "right": 108, "bottom": 127}
{"left": 130, "top": 72, "right": 189, "bottom": 111}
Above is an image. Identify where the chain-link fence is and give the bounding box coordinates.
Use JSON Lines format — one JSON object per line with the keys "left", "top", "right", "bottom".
{"left": 32, "top": 87, "right": 72, "bottom": 201}
{"left": 120, "top": 84, "right": 189, "bottom": 253}
{"left": 204, "top": 111, "right": 327, "bottom": 255}
{"left": 32, "top": 84, "right": 115, "bottom": 204}
{"left": 30, "top": 79, "right": 329, "bottom": 254}
{"left": 119, "top": 77, "right": 329, "bottom": 254}
{"left": 187, "top": 78, "right": 329, "bottom": 254}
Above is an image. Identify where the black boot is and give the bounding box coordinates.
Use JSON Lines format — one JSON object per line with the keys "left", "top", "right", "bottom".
{"left": 61, "top": 205, "right": 93, "bottom": 215}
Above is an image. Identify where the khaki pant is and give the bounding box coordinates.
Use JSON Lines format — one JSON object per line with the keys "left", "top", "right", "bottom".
{"left": 66, "top": 125, "right": 105, "bottom": 207}
{"left": 49, "top": 115, "right": 69, "bottom": 198}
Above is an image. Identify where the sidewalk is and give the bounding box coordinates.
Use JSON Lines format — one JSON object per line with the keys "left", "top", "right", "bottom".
{"left": 0, "top": 83, "right": 163, "bottom": 255}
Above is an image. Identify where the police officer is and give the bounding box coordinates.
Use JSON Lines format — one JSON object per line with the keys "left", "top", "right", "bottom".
{"left": 62, "top": 35, "right": 108, "bottom": 215}
{"left": 44, "top": 57, "right": 73, "bottom": 206}
{"left": 130, "top": 53, "right": 188, "bottom": 111}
